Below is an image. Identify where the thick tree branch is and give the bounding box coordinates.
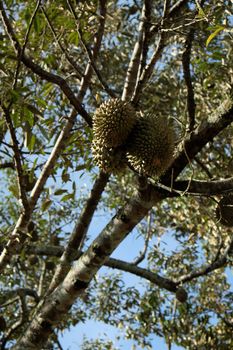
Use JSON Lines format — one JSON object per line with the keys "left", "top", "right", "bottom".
{"left": 47, "top": 171, "right": 109, "bottom": 294}
{"left": 122, "top": 2, "right": 151, "bottom": 101}
{"left": 24, "top": 244, "right": 177, "bottom": 293}
{"left": 0, "top": 0, "right": 100, "bottom": 273}
{"left": 138, "top": 0, "right": 152, "bottom": 77}
{"left": 131, "top": 0, "right": 190, "bottom": 105}
{"left": 131, "top": 0, "right": 171, "bottom": 105}
{"left": 131, "top": 32, "right": 165, "bottom": 105}
{"left": 161, "top": 95, "right": 233, "bottom": 185}
{"left": 106, "top": 257, "right": 177, "bottom": 292}
{"left": 173, "top": 176, "right": 233, "bottom": 195}
{"left": 0, "top": 108, "right": 79, "bottom": 272}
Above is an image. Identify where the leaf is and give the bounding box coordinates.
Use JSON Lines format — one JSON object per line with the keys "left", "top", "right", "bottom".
{"left": 24, "top": 103, "right": 44, "bottom": 117}
{"left": 54, "top": 189, "right": 68, "bottom": 196}
{"left": 37, "top": 124, "right": 49, "bottom": 140}
{"left": 61, "top": 193, "right": 74, "bottom": 202}
{"left": 206, "top": 26, "right": 225, "bottom": 47}
{"left": 41, "top": 199, "right": 52, "bottom": 211}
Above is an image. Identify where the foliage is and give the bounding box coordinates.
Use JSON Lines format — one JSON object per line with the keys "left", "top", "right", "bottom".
{"left": 0, "top": 0, "right": 233, "bottom": 349}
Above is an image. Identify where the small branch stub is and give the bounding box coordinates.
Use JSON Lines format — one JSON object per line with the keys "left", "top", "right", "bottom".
{"left": 175, "top": 287, "right": 188, "bottom": 303}
{"left": 216, "top": 194, "right": 233, "bottom": 227}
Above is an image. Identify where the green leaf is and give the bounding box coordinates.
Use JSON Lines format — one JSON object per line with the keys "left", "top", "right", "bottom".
{"left": 206, "top": 26, "right": 225, "bottom": 47}
{"left": 54, "top": 189, "right": 68, "bottom": 196}
{"left": 41, "top": 199, "right": 52, "bottom": 211}
{"left": 61, "top": 193, "right": 74, "bottom": 202}
{"left": 68, "top": 32, "right": 79, "bottom": 46}
{"left": 37, "top": 125, "right": 49, "bottom": 140}
{"left": 28, "top": 134, "right": 36, "bottom": 152}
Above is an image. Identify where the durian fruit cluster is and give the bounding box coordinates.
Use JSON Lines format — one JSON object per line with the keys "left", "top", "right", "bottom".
{"left": 92, "top": 98, "right": 175, "bottom": 177}
{"left": 216, "top": 194, "right": 233, "bottom": 227}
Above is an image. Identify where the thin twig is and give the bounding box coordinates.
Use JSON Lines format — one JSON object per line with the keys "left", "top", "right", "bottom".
{"left": 149, "top": 0, "right": 189, "bottom": 36}
{"left": 66, "top": 0, "right": 111, "bottom": 99}
{"left": 133, "top": 210, "right": 153, "bottom": 265}
{"left": 194, "top": 156, "right": 213, "bottom": 179}
{"left": 0, "top": 295, "right": 28, "bottom": 350}
{"left": 40, "top": 5, "right": 83, "bottom": 80}
{"left": 176, "top": 235, "right": 233, "bottom": 284}
{"left": 12, "top": 0, "right": 41, "bottom": 90}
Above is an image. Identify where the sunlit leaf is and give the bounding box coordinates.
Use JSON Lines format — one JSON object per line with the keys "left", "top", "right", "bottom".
{"left": 206, "top": 26, "right": 225, "bottom": 47}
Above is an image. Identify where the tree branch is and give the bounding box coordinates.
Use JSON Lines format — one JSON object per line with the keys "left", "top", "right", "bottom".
{"left": 40, "top": 5, "right": 83, "bottom": 80}
{"left": 0, "top": 107, "right": 78, "bottom": 272}
{"left": 0, "top": 162, "right": 15, "bottom": 169}
{"left": 0, "top": 293, "right": 30, "bottom": 350}
{"left": 182, "top": 28, "right": 196, "bottom": 132}
{"left": 47, "top": 171, "right": 109, "bottom": 294}
{"left": 0, "top": 0, "right": 92, "bottom": 126}
{"left": 0, "top": 104, "right": 29, "bottom": 212}
{"left": 106, "top": 257, "right": 177, "bottom": 292}
{"left": 122, "top": 2, "right": 151, "bottom": 101}
{"left": 173, "top": 176, "right": 233, "bottom": 195}
{"left": 149, "top": 0, "right": 189, "bottom": 36}
{"left": 66, "top": 0, "right": 108, "bottom": 100}
{"left": 161, "top": 95, "right": 233, "bottom": 185}
{"left": 131, "top": 32, "right": 165, "bottom": 105}
{"left": 0, "top": 288, "right": 39, "bottom": 307}
{"left": 138, "top": 0, "right": 152, "bottom": 77}
{"left": 176, "top": 235, "right": 233, "bottom": 284}
{"left": 132, "top": 211, "right": 153, "bottom": 265}
{"left": 131, "top": 0, "right": 171, "bottom": 105}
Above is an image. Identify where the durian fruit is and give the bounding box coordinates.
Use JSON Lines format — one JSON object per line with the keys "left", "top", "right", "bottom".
{"left": 126, "top": 114, "right": 175, "bottom": 177}
{"left": 216, "top": 194, "right": 233, "bottom": 227}
{"left": 92, "top": 139, "right": 126, "bottom": 174}
{"left": 92, "top": 98, "right": 136, "bottom": 147}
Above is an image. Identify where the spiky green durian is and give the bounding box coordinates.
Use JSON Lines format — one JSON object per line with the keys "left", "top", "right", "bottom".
{"left": 126, "top": 114, "right": 175, "bottom": 177}
{"left": 92, "top": 98, "right": 136, "bottom": 147}
{"left": 216, "top": 194, "right": 233, "bottom": 227}
{"left": 92, "top": 139, "right": 126, "bottom": 174}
